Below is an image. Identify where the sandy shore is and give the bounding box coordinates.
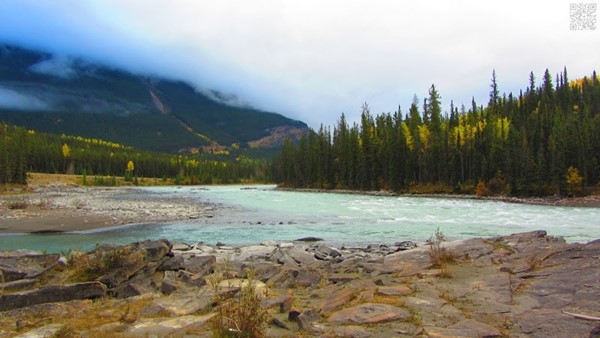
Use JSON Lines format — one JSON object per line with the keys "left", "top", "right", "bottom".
{"left": 0, "top": 185, "right": 212, "bottom": 234}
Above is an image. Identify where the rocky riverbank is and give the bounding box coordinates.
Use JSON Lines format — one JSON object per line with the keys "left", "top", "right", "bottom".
{"left": 1, "top": 230, "right": 599, "bottom": 337}
{"left": 0, "top": 186, "right": 213, "bottom": 233}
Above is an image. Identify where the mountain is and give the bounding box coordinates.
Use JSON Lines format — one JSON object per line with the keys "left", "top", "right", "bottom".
{"left": 0, "top": 44, "right": 308, "bottom": 153}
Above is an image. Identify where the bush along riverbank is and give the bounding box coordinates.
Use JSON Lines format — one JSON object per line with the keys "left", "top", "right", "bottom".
{"left": 1, "top": 230, "right": 599, "bottom": 337}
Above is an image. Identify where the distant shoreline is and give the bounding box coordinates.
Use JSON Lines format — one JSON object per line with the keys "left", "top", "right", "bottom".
{"left": 275, "top": 187, "right": 600, "bottom": 208}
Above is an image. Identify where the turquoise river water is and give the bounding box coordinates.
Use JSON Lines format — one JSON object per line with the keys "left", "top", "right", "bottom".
{"left": 1, "top": 185, "right": 598, "bottom": 253}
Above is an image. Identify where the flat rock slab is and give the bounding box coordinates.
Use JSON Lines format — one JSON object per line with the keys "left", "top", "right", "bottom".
{"left": 377, "top": 285, "right": 412, "bottom": 296}
{"left": 141, "top": 290, "right": 214, "bottom": 316}
{"left": 14, "top": 324, "right": 64, "bottom": 338}
{"left": 0, "top": 281, "right": 106, "bottom": 312}
{"left": 320, "top": 286, "right": 359, "bottom": 313}
{"left": 125, "top": 314, "right": 214, "bottom": 337}
{"left": 331, "top": 325, "right": 372, "bottom": 338}
{"left": 515, "top": 309, "right": 599, "bottom": 338}
{"left": 328, "top": 303, "right": 411, "bottom": 324}
{"left": 426, "top": 319, "right": 502, "bottom": 338}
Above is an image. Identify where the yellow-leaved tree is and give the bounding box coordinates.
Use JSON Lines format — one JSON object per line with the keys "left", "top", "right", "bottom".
{"left": 565, "top": 166, "right": 583, "bottom": 196}
{"left": 62, "top": 143, "right": 71, "bottom": 158}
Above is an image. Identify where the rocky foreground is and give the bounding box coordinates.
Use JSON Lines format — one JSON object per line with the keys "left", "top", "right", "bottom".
{"left": 1, "top": 231, "right": 599, "bottom": 337}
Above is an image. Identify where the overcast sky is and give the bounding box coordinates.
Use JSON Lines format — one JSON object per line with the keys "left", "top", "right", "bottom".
{"left": 1, "top": 0, "right": 598, "bottom": 128}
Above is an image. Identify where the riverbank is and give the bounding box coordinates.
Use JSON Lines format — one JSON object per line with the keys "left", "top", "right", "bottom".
{"left": 276, "top": 187, "right": 600, "bottom": 208}
{"left": 2, "top": 181, "right": 599, "bottom": 236}
{"left": 1, "top": 231, "right": 599, "bottom": 337}
{"left": 0, "top": 185, "right": 213, "bottom": 234}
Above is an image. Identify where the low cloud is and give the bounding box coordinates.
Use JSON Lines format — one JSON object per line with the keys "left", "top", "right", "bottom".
{"left": 0, "top": 1, "right": 599, "bottom": 128}
{"left": 29, "top": 56, "right": 77, "bottom": 79}
{"left": 0, "top": 88, "right": 50, "bottom": 111}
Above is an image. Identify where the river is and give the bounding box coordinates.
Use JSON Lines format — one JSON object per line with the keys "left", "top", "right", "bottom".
{"left": 1, "top": 185, "right": 598, "bottom": 253}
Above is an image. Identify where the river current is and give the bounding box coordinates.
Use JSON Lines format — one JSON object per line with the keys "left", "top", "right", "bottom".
{"left": 1, "top": 185, "right": 598, "bottom": 253}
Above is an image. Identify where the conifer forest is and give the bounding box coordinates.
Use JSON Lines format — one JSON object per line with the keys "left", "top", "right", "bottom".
{"left": 273, "top": 69, "right": 600, "bottom": 197}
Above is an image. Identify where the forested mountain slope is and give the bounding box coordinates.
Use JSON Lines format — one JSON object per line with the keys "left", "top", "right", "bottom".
{"left": 0, "top": 44, "right": 307, "bottom": 153}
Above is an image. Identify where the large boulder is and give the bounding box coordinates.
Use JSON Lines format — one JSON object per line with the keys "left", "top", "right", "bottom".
{"left": 184, "top": 255, "right": 216, "bottom": 276}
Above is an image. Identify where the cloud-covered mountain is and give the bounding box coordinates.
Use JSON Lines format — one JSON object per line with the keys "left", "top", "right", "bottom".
{"left": 0, "top": 44, "right": 308, "bottom": 153}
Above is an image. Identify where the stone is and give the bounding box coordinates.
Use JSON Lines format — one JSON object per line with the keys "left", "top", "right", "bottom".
{"left": 320, "top": 286, "right": 358, "bottom": 313}
{"left": 137, "top": 239, "right": 172, "bottom": 262}
{"left": 172, "top": 242, "right": 191, "bottom": 251}
{"left": 262, "top": 294, "right": 293, "bottom": 312}
{"left": 272, "top": 317, "right": 290, "bottom": 330}
{"left": 232, "top": 245, "right": 275, "bottom": 261}
{"left": 125, "top": 314, "right": 214, "bottom": 337}
{"left": 0, "top": 281, "right": 107, "bottom": 311}
{"left": 295, "top": 308, "right": 321, "bottom": 331}
{"left": 261, "top": 240, "right": 278, "bottom": 246}
{"left": 184, "top": 255, "right": 216, "bottom": 275}
{"left": 295, "top": 269, "right": 322, "bottom": 288}
{"left": 97, "top": 260, "right": 147, "bottom": 289}
{"left": 243, "top": 261, "right": 281, "bottom": 282}
{"left": 294, "top": 236, "right": 324, "bottom": 242}
{"left": 160, "top": 279, "right": 179, "bottom": 295}
{"left": 157, "top": 255, "right": 184, "bottom": 271}
{"left": 394, "top": 241, "right": 418, "bottom": 251}
{"left": 217, "top": 278, "right": 268, "bottom": 297}
{"left": 314, "top": 251, "right": 328, "bottom": 260}
{"left": 328, "top": 303, "right": 411, "bottom": 324}
{"left": 288, "top": 308, "right": 302, "bottom": 321}
{"left": 376, "top": 285, "right": 412, "bottom": 296}
{"left": 317, "top": 245, "right": 342, "bottom": 258}
{"left": 112, "top": 282, "right": 149, "bottom": 299}
{"left": 178, "top": 270, "right": 208, "bottom": 287}
{"left": 0, "top": 253, "right": 61, "bottom": 282}
{"left": 287, "top": 246, "right": 316, "bottom": 265}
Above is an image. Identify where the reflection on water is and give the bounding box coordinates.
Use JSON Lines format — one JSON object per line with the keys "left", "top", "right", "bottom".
{"left": 1, "top": 185, "right": 598, "bottom": 253}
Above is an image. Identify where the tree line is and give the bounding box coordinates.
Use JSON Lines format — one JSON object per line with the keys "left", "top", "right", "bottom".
{"left": 272, "top": 69, "right": 600, "bottom": 196}
{"left": 0, "top": 125, "right": 271, "bottom": 185}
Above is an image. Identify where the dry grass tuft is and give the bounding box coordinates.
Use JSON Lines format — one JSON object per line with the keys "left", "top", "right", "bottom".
{"left": 428, "top": 228, "right": 456, "bottom": 270}
{"left": 210, "top": 266, "right": 270, "bottom": 338}
{"left": 66, "top": 245, "right": 143, "bottom": 282}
